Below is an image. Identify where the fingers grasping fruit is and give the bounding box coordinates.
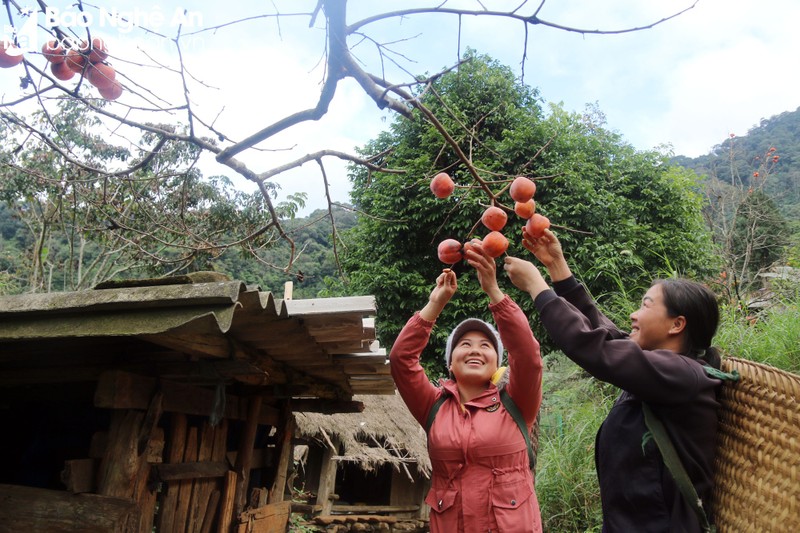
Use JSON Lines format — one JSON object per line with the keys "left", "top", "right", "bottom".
{"left": 525, "top": 213, "right": 550, "bottom": 238}
{"left": 482, "top": 231, "right": 509, "bottom": 258}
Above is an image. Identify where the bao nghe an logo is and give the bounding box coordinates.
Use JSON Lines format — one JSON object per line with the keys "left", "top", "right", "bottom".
{"left": 2, "top": 5, "right": 203, "bottom": 54}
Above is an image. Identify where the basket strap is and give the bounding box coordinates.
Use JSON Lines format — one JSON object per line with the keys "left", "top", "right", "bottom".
{"left": 642, "top": 403, "right": 716, "bottom": 533}
{"left": 703, "top": 365, "right": 740, "bottom": 382}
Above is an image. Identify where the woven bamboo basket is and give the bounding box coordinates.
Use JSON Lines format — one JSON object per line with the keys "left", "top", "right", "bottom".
{"left": 713, "top": 357, "right": 800, "bottom": 532}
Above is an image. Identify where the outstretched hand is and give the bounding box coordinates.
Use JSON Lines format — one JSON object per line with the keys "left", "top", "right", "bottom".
{"left": 522, "top": 228, "right": 572, "bottom": 282}
{"left": 430, "top": 268, "right": 458, "bottom": 307}
{"left": 503, "top": 256, "right": 549, "bottom": 298}
{"left": 419, "top": 268, "right": 458, "bottom": 322}
{"left": 522, "top": 228, "right": 563, "bottom": 267}
{"left": 464, "top": 243, "right": 504, "bottom": 304}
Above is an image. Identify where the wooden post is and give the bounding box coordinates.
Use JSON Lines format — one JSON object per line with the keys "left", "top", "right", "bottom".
{"left": 173, "top": 426, "right": 199, "bottom": 532}
{"left": 96, "top": 409, "right": 146, "bottom": 499}
{"left": 217, "top": 471, "right": 237, "bottom": 533}
{"left": 268, "top": 402, "right": 295, "bottom": 504}
{"left": 315, "top": 437, "right": 339, "bottom": 516}
{"left": 158, "top": 413, "right": 188, "bottom": 533}
{"left": 233, "top": 395, "right": 262, "bottom": 519}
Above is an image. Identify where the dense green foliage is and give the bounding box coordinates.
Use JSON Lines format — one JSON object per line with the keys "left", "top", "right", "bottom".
{"left": 340, "top": 51, "right": 716, "bottom": 373}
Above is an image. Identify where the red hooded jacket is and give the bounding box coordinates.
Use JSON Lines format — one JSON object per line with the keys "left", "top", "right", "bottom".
{"left": 390, "top": 295, "right": 543, "bottom": 533}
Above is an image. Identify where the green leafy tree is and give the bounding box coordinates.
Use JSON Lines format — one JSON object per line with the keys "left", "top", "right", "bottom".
{"left": 339, "top": 52, "right": 716, "bottom": 373}
{"left": 0, "top": 96, "right": 302, "bottom": 293}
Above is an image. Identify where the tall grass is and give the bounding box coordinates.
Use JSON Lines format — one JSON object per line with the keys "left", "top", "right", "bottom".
{"left": 715, "top": 299, "right": 800, "bottom": 373}
{"left": 536, "top": 353, "right": 615, "bottom": 532}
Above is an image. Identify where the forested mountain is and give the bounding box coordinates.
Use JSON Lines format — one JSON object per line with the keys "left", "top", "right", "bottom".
{"left": 207, "top": 206, "right": 358, "bottom": 299}
{"left": 0, "top": 203, "right": 357, "bottom": 298}
{"left": 673, "top": 106, "right": 800, "bottom": 220}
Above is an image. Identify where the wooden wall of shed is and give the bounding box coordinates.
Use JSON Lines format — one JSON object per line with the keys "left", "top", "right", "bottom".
{"left": 0, "top": 375, "right": 297, "bottom": 533}
{"left": 391, "top": 468, "right": 430, "bottom": 520}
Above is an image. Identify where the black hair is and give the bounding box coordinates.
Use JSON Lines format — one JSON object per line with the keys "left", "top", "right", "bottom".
{"left": 653, "top": 278, "right": 721, "bottom": 369}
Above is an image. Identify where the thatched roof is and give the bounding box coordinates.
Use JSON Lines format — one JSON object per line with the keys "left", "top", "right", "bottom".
{"left": 294, "top": 393, "right": 431, "bottom": 479}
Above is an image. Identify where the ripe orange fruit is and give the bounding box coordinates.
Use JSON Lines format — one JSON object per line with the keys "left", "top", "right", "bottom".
{"left": 481, "top": 206, "right": 508, "bottom": 231}
{"left": 430, "top": 172, "right": 455, "bottom": 199}
{"left": 42, "top": 40, "right": 66, "bottom": 64}
{"left": 50, "top": 60, "right": 75, "bottom": 81}
{"left": 525, "top": 213, "right": 550, "bottom": 238}
{"left": 66, "top": 48, "right": 87, "bottom": 72}
{"left": 437, "top": 238, "right": 463, "bottom": 264}
{"left": 98, "top": 80, "right": 123, "bottom": 100}
{"left": 86, "top": 63, "right": 116, "bottom": 90}
{"left": 514, "top": 199, "right": 536, "bottom": 219}
{"left": 510, "top": 176, "right": 536, "bottom": 203}
{"left": 482, "top": 231, "right": 509, "bottom": 258}
{"left": 87, "top": 38, "right": 109, "bottom": 64}
{"left": 0, "top": 42, "right": 24, "bottom": 68}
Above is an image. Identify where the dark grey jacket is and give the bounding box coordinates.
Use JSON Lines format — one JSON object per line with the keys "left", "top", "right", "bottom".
{"left": 534, "top": 276, "right": 721, "bottom": 533}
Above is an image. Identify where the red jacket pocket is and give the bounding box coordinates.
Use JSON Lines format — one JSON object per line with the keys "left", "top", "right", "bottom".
{"left": 425, "top": 488, "right": 458, "bottom": 514}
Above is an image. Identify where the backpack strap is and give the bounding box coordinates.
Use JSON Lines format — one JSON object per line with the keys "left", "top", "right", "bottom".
{"left": 424, "top": 389, "right": 536, "bottom": 472}
{"left": 642, "top": 403, "right": 716, "bottom": 532}
{"left": 500, "top": 389, "right": 536, "bottom": 471}
{"left": 703, "top": 364, "right": 740, "bottom": 382}
{"left": 424, "top": 393, "right": 448, "bottom": 434}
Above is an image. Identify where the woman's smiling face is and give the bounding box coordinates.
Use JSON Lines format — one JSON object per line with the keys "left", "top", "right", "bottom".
{"left": 449, "top": 330, "right": 498, "bottom": 384}
{"left": 629, "top": 283, "right": 679, "bottom": 350}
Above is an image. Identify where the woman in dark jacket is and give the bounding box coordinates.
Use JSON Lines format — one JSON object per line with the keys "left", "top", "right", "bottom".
{"left": 502, "top": 228, "right": 725, "bottom": 533}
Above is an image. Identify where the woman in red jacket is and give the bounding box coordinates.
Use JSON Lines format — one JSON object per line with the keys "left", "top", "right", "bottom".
{"left": 505, "top": 228, "right": 725, "bottom": 533}
{"left": 390, "top": 243, "right": 543, "bottom": 533}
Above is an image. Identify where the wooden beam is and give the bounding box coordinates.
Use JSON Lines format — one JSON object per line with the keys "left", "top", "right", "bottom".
{"left": 285, "top": 296, "right": 376, "bottom": 316}
{"left": 152, "top": 461, "right": 229, "bottom": 481}
{"left": 97, "top": 410, "right": 146, "bottom": 500}
{"left": 235, "top": 501, "right": 291, "bottom": 533}
{"left": 0, "top": 484, "right": 138, "bottom": 532}
{"left": 61, "top": 459, "right": 97, "bottom": 494}
{"left": 94, "top": 371, "right": 279, "bottom": 426}
{"left": 290, "top": 399, "right": 364, "bottom": 414}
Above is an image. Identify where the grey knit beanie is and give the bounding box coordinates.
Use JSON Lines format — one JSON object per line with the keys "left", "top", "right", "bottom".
{"left": 444, "top": 318, "right": 504, "bottom": 368}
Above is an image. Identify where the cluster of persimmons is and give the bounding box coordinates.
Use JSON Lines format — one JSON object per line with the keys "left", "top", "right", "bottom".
{"left": 430, "top": 172, "right": 551, "bottom": 264}
{"left": 0, "top": 37, "right": 122, "bottom": 100}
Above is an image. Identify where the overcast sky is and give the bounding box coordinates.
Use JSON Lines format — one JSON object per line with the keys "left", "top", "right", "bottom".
{"left": 2, "top": 0, "right": 798, "bottom": 213}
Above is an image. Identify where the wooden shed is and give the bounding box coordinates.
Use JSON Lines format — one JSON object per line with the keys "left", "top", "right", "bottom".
{"left": 292, "top": 393, "right": 431, "bottom": 528}
{"left": 0, "top": 276, "right": 393, "bottom": 532}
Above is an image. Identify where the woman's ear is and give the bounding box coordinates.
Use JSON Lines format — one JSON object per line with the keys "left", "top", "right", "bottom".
{"left": 669, "top": 315, "right": 687, "bottom": 335}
